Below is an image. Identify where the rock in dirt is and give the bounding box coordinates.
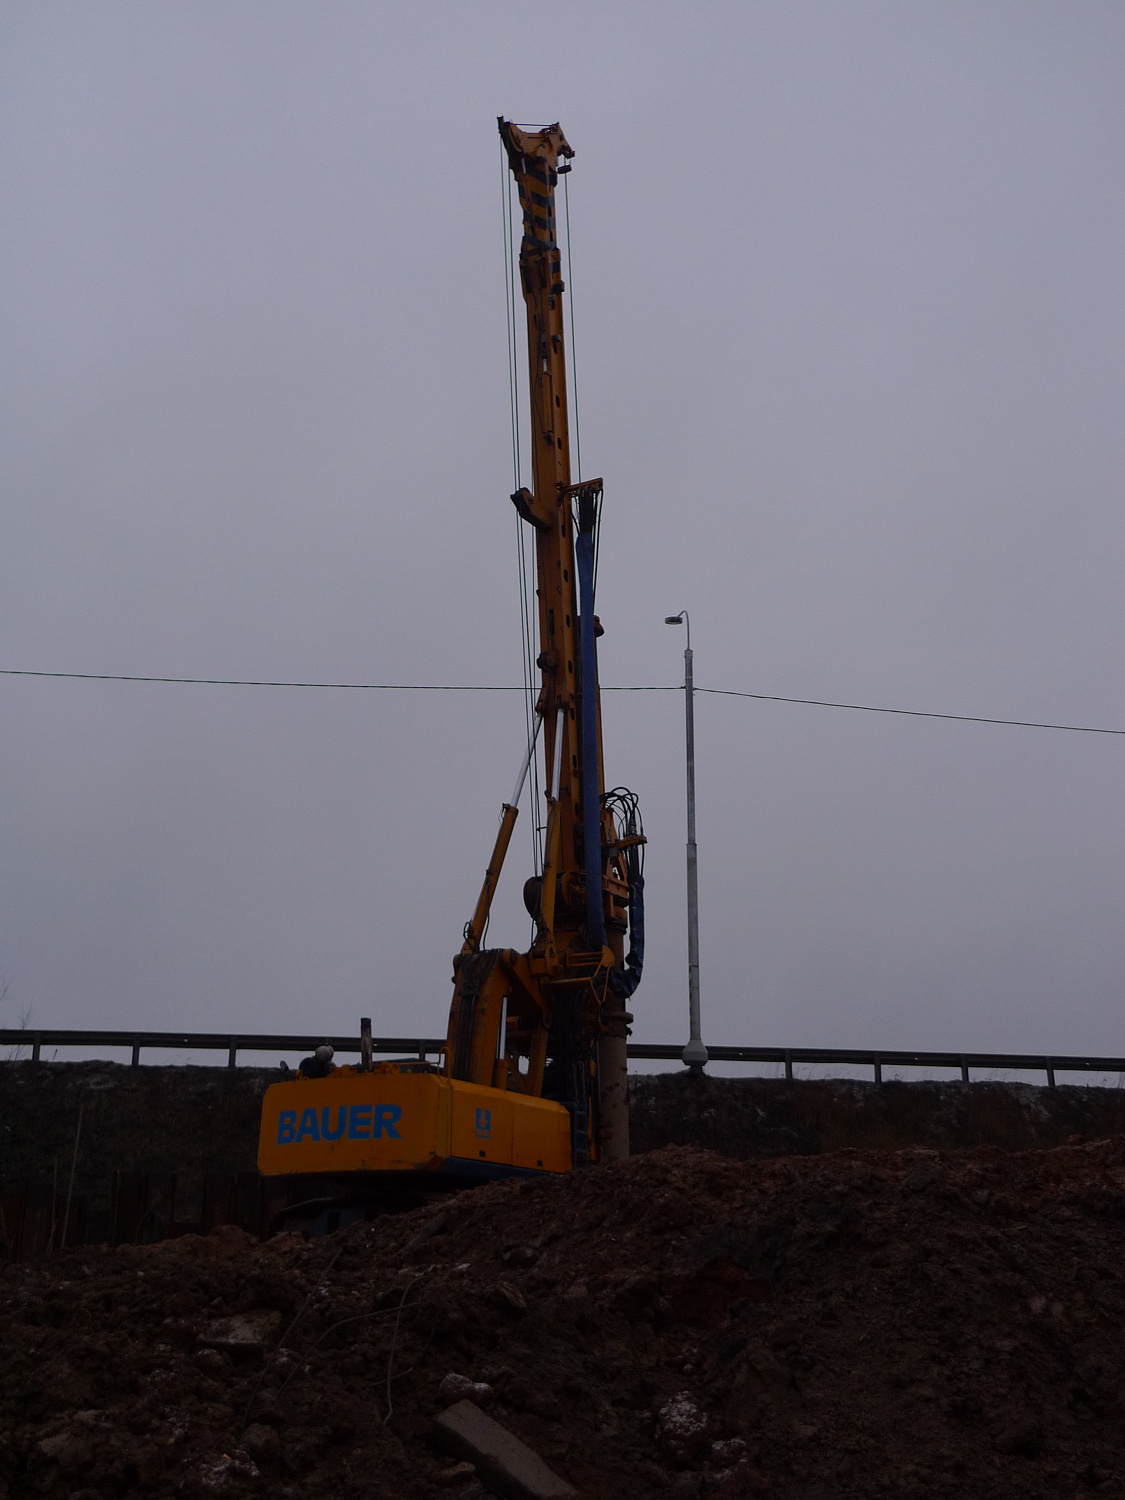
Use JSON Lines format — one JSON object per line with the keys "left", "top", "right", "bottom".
{"left": 199, "top": 1451, "right": 260, "bottom": 1489}
{"left": 492, "top": 1279, "right": 528, "bottom": 1313}
{"left": 655, "top": 1391, "right": 710, "bottom": 1464}
{"left": 439, "top": 1372, "right": 494, "bottom": 1407}
{"left": 433, "top": 1399, "right": 578, "bottom": 1500}
{"left": 196, "top": 1308, "right": 281, "bottom": 1353}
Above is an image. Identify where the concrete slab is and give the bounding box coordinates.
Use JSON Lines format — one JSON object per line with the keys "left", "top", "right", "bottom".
{"left": 432, "top": 1399, "right": 578, "bottom": 1500}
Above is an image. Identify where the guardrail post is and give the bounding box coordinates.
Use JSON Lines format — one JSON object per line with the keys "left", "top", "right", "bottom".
{"left": 32, "top": 1038, "right": 42, "bottom": 1063}
{"left": 1046, "top": 1062, "right": 1056, "bottom": 1089}
{"left": 873, "top": 1056, "right": 882, "bottom": 1084}
{"left": 784, "top": 1050, "right": 793, "bottom": 1082}
{"left": 227, "top": 1045, "right": 237, "bottom": 1069}
{"left": 131, "top": 1044, "right": 140, "bottom": 1068}
{"left": 960, "top": 1057, "right": 969, "bottom": 1083}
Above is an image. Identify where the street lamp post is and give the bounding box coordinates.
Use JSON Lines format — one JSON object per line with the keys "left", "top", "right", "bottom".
{"left": 665, "top": 612, "right": 708, "bottom": 1074}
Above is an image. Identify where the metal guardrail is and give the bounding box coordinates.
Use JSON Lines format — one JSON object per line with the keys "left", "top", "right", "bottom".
{"left": 628, "top": 1044, "right": 1125, "bottom": 1089}
{"left": 0, "top": 1030, "right": 442, "bottom": 1069}
{"left": 3, "top": 1030, "right": 1125, "bottom": 1088}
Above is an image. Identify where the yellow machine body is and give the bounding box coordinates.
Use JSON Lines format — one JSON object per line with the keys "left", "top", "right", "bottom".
{"left": 257, "top": 1063, "right": 572, "bottom": 1182}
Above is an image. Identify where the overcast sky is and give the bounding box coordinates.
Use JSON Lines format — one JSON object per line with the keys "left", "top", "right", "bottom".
{"left": 1, "top": 3, "right": 1122, "bottom": 1067}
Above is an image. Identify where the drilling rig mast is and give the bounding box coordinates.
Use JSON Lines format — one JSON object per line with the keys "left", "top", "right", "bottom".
{"left": 257, "top": 120, "right": 643, "bottom": 1208}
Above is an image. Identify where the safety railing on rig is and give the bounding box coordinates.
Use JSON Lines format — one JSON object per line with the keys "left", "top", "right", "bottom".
{"left": 2, "top": 1030, "right": 1125, "bottom": 1088}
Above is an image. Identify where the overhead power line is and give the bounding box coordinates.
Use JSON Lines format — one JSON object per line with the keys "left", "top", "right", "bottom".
{"left": 693, "top": 687, "right": 1125, "bottom": 736}
{"left": 0, "top": 669, "right": 543, "bottom": 690}
{"left": 0, "top": 668, "right": 1121, "bottom": 736}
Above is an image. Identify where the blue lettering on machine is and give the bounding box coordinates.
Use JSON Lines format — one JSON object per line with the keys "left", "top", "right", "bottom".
{"left": 276, "top": 1103, "right": 402, "bottom": 1145}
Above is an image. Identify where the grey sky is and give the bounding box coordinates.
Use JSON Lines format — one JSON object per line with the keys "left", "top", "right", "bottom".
{"left": 2, "top": 3, "right": 1122, "bottom": 1061}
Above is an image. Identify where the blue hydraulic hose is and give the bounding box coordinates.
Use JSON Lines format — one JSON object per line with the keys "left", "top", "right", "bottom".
{"left": 608, "top": 870, "right": 644, "bottom": 999}
{"left": 575, "top": 520, "right": 605, "bottom": 951}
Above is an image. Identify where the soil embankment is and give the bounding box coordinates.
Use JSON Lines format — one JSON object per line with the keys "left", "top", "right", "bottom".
{"left": 630, "top": 1071, "right": 1125, "bottom": 1157}
{"left": 0, "top": 1062, "right": 273, "bottom": 1227}
{"left": 5, "top": 1060, "right": 1125, "bottom": 1225}
{"left": 4, "top": 1137, "right": 1125, "bottom": 1498}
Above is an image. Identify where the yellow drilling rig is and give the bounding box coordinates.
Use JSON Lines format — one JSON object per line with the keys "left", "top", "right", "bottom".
{"left": 257, "top": 120, "right": 644, "bottom": 1223}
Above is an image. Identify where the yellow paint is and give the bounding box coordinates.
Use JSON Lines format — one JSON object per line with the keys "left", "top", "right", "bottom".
{"left": 257, "top": 1063, "right": 571, "bottom": 1179}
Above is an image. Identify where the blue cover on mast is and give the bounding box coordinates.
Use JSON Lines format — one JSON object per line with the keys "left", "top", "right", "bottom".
{"left": 574, "top": 497, "right": 605, "bottom": 951}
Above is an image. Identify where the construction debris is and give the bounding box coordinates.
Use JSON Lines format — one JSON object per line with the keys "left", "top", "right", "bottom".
{"left": 433, "top": 1400, "right": 578, "bottom": 1500}
{"left": 4, "top": 1138, "right": 1125, "bottom": 1497}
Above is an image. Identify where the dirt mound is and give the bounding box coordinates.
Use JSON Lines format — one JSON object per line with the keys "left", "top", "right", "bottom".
{"left": 4, "top": 1138, "right": 1125, "bottom": 1498}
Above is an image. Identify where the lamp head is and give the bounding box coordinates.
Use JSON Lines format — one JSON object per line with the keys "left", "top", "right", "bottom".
{"left": 664, "top": 614, "right": 684, "bottom": 625}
